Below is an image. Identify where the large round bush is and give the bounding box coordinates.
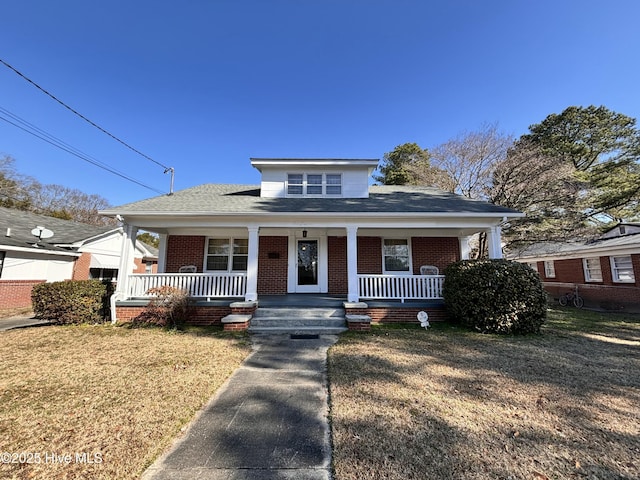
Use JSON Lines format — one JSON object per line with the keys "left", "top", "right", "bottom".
{"left": 443, "top": 259, "right": 547, "bottom": 334}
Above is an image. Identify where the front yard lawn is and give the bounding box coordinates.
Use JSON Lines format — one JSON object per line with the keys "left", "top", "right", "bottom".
{"left": 329, "top": 308, "right": 640, "bottom": 480}
{"left": 0, "top": 325, "right": 251, "bottom": 479}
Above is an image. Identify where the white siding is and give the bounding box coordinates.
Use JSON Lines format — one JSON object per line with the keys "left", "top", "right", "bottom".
{"left": 2, "top": 251, "right": 74, "bottom": 281}
{"left": 259, "top": 167, "right": 370, "bottom": 198}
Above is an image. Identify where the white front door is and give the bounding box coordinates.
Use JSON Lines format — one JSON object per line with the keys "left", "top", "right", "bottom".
{"left": 297, "top": 239, "right": 319, "bottom": 292}
{"left": 288, "top": 236, "right": 328, "bottom": 293}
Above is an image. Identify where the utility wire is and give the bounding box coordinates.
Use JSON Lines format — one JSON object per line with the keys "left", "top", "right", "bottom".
{"left": 0, "top": 106, "right": 165, "bottom": 195}
{"left": 0, "top": 58, "right": 171, "bottom": 171}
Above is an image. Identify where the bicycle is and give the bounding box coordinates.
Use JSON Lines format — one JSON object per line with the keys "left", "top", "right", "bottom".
{"left": 558, "top": 285, "right": 584, "bottom": 308}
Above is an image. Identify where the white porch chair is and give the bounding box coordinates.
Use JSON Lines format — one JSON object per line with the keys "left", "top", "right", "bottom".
{"left": 178, "top": 265, "right": 197, "bottom": 273}
{"left": 420, "top": 265, "right": 439, "bottom": 275}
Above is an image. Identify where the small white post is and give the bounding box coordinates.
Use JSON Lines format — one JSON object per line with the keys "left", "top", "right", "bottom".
{"left": 245, "top": 225, "right": 260, "bottom": 301}
{"left": 346, "top": 225, "right": 359, "bottom": 302}
{"left": 487, "top": 226, "right": 503, "bottom": 259}
{"left": 157, "top": 233, "right": 168, "bottom": 273}
{"left": 459, "top": 236, "right": 471, "bottom": 260}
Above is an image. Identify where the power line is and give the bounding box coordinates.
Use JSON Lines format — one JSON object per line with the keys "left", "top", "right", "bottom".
{"left": 0, "top": 58, "right": 172, "bottom": 171}
{"left": 0, "top": 106, "right": 165, "bottom": 195}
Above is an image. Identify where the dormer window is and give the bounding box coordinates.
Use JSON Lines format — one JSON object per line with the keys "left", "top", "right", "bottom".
{"left": 287, "top": 173, "right": 342, "bottom": 197}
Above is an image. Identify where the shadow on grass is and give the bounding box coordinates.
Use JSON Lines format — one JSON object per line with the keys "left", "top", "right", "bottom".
{"left": 329, "top": 309, "right": 640, "bottom": 479}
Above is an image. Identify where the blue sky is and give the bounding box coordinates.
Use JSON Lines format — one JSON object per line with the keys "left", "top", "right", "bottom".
{"left": 1, "top": 1, "right": 639, "bottom": 207}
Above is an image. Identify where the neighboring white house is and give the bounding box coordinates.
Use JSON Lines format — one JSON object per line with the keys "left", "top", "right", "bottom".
{"left": 0, "top": 207, "right": 157, "bottom": 310}
{"left": 101, "top": 158, "right": 523, "bottom": 327}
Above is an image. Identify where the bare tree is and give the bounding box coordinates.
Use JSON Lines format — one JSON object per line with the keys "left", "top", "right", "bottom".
{"left": 0, "top": 155, "right": 115, "bottom": 226}
{"left": 412, "top": 123, "right": 513, "bottom": 200}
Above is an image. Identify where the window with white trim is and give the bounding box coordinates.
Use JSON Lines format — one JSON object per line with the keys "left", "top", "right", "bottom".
{"left": 286, "top": 173, "right": 342, "bottom": 196}
{"left": 527, "top": 262, "right": 538, "bottom": 273}
{"left": 583, "top": 257, "right": 603, "bottom": 282}
{"left": 610, "top": 255, "right": 635, "bottom": 283}
{"left": 382, "top": 239, "right": 411, "bottom": 273}
{"left": 206, "top": 238, "right": 248, "bottom": 271}
{"left": 544, "top": 260, "right": 555, "bottom": 278}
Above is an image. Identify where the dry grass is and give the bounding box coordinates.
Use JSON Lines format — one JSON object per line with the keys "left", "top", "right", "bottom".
{"left": 329, "top": 308, "right": 640, "bottom": 480}
{"left": 0, "top": 307, "right": 33, "bottom": 319}
{"left": 0, "top": 325, "right": 251, "bottom": 479}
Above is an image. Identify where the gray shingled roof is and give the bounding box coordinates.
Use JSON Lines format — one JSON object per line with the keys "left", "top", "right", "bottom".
{"left": 0, "top": 207, "right": 116, "bottom": 251}
{"left": 105, "top": 184, "right": 520, "bottom": 216}
{"left": 510, "top": 233, "right": 640, "bottom": 259}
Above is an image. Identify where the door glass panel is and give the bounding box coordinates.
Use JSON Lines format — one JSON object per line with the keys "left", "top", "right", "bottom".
{"left": 297, "top": 240, "right": 318, "bottom": 285}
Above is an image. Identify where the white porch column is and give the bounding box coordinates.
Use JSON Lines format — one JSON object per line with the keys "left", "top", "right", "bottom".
{"left": 487, "top": 226, "right": 503, "bottom": 259}
{"left": 157, "top": 233, "right": 168, "bottom": 273}
{"left": 459, "top": 236, "right": 471, "bottom": 260}
{"left": 346, "top": 225, "right": 359, "bottom": 302}
{"left": 245, "top": 225, "right": 259, "bottom": 301}
{"left": 115, "top": 223, "right": 138, "bottom": 296}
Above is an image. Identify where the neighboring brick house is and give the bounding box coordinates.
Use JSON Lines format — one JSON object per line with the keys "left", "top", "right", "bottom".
{"left": 102, "top": 158, "right": 522, "bottom": 326}
{"left": 510, "top": 223, "right": 640, "bottom": 312}
{"left": 0, "top": 207, "right": 158, "bottom": 310}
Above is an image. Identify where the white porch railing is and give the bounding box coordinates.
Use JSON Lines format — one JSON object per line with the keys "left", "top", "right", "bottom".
{"left": 358, "top": 274, "right": 445, "bottom": 302}
{"left": 127, "top": 273, "right": 247, "bottom": 299}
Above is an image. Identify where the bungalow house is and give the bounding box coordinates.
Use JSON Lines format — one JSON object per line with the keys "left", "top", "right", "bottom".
{"left": 102, "top": 158, "right": 522, "bottom": 332}
{"left": 0, "top": 206, "right": 157, "bottom": 310}
{"left": 510, "top": 223, "right": 640, "bottom": 312}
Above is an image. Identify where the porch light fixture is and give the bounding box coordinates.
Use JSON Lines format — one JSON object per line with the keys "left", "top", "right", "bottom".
{"left": 302, "top": 229, "right": 307, "bottom": 238}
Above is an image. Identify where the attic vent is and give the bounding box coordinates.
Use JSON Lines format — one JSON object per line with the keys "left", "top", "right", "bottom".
{"left": 620, "top": 226, "right": 626, "bottom": 235}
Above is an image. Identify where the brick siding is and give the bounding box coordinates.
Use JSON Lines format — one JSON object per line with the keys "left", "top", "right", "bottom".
{"left": 257, "top": 236, "right": 288, "bottom": 294}
{"left": 72, "top": 252, "right": 92, "bottom": 280}
{"left": 357, "top": 237, "right": 383, "bottom": 274}
{"left": 328, "top": 236, "right": 347, "bottom": 294}
{"left": 411, "top": 237, "right": 460, "bottom": 274}
{"left": 0, "top": 280, "right": 45, "bottom": 309}
{"left": 165, "top": 236, "right": 206, "bottom": 272}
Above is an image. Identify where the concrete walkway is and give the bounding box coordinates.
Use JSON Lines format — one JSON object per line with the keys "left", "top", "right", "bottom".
{"left": 142, "top": 334, "right": 338, "bottom": 480}
{"left": 0, "top": 315, "right": 50, "bottom": 331}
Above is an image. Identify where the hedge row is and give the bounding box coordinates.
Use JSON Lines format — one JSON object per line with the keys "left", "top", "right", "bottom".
{"left": 443, "top": 259, "right": 547, "bottom": 334}
{"left": 31, "top": 280, "right": 114, "bottom": 325}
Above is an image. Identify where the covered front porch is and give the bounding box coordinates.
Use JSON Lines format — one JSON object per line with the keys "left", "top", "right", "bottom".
{"left": 122, "top": 271, "right": 447, "bottom": 303}
{"left": 114, "top": 222, "right": 506, "bottom": 305}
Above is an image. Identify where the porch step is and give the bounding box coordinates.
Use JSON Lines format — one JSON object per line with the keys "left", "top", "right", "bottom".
{"left": 248, "top": 307, "right": 348, "bottom": 335}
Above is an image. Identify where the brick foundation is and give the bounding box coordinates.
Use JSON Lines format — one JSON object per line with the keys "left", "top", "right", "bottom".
{"left": 115, "top": 304, "right": 232, "bottom": 326}
{"left": 115, "top": 301, "right": 257, "bottom": 327}
{"left": 345, "top": 303, "right": 446, "bottom": 324}
{"left": 0, "top": 280, "right": 45, "bottom": 310}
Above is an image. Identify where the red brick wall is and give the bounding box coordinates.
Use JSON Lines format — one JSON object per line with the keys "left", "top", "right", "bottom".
{"left": 166, "top": 236, "right": 206, "bottom": 272}
{"left": 133, "top": 258, "right": 158, "bottom": 273}
{"left": 0, "top": 280, "right": 45, "bottom": 309}
{"left": 328, "top": 236, "right": 347, "bottom": 294}
{"left": 540, "top": 254, "right": 640, "bottom": 311}
{"left": 411, "top": 237, "right": 459, "bottom": 274}
{"left": 72, "top": 252, "right": 92, "bottom": 280}
{"left": 115, "top": 304, "right": 231, "bottom": 326}
{"left": 257, "top": 236, "right": 288, "bottom": 294}
{"left": 347, "top": 305, "right": 447, "bottom": 323}
{"left": 357, "top": 237, "right": 383, "bottom": 274}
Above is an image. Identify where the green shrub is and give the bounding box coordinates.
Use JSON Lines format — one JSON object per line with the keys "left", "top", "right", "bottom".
{"left": 32, "top": 280, "right": 111, "bottom": 325}
{"left": 132, "top": 285, "right": 189, "bottom": 329}
{"left": 443, "top": 259, "right": 547, "bottom": 334}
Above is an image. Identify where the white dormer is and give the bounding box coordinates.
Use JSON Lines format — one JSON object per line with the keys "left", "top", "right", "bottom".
{"left": 250, "top": 158, "right": 379, "bottom": 199}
